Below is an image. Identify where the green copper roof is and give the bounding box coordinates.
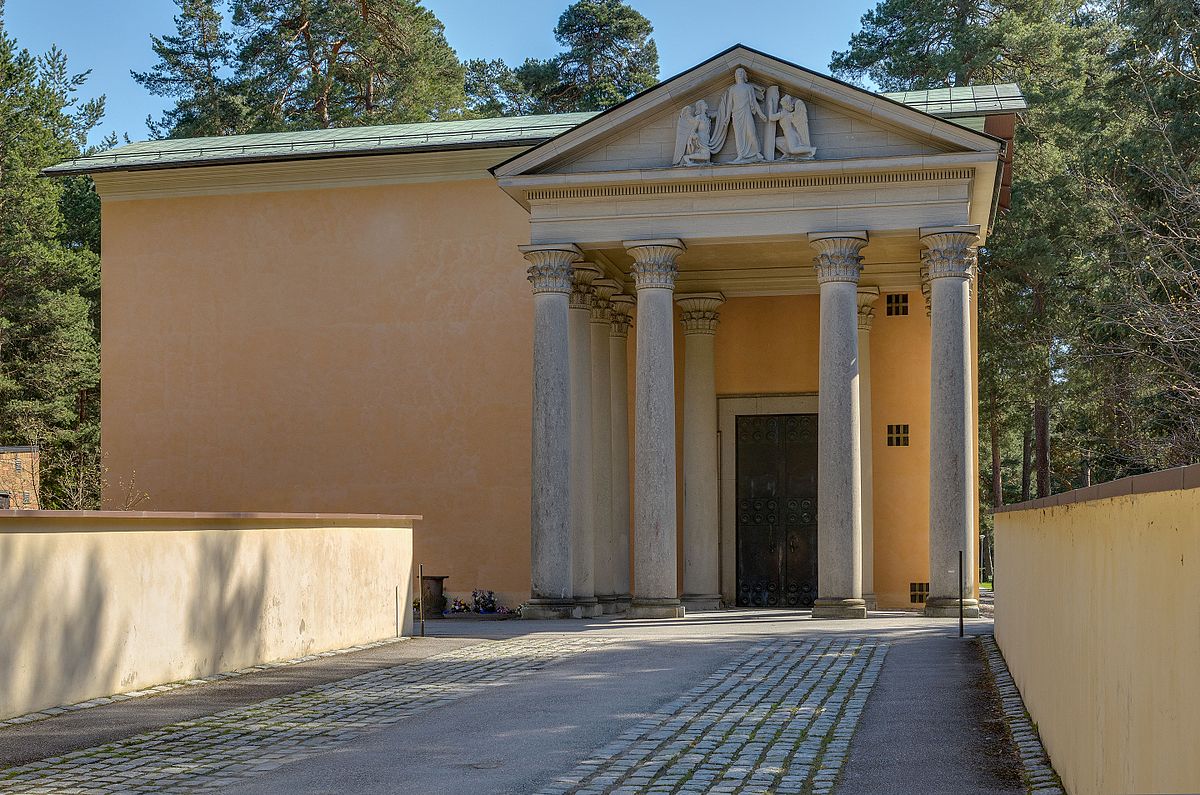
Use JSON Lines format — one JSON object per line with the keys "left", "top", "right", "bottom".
{"left": 881, "top": 84, "right": 1026, "bottom": 117}
{"left": 45, "top": 84, "right": 1024, "bottom": 177}
{"left": 44, "top": 113, "right": 596, "bottom": 176}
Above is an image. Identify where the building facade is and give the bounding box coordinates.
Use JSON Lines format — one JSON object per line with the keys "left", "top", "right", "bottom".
{"left": 49, "top": 46, "right": 1022, "bottom": 615}
{"left": 0, "top": 446, "right": 40, "bottom": 510}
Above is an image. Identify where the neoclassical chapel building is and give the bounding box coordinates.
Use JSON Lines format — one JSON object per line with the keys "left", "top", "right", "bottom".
{"left": 50, "top": 46, "right": 1022, "bottom": 617}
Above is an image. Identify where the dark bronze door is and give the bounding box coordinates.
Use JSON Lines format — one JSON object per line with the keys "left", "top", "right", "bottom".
{"left": 735, "top": 414, "right": 818, "bottom": 608}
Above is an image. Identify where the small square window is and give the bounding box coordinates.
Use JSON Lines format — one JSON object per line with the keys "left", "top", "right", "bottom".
{"left": 887, "top": 424, "right": 910, "bottom": 446}
{"left": 910, "top": 582, "right": 930, "bottom": 604}
{"left": 22, "top": 492, "right": 31, "bottom": 505}
{"left": 886, "top": 293, "right": 909, "bottom": 316}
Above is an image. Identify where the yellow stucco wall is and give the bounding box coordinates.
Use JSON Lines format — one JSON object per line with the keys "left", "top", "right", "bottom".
{"left": 100, "top": 175, "right": 961, "bottom": 612}
{"left": 713, "top": 293, "right": 935, "bottom": 610}
{"left": 995, "top": 487, "right": 1200, "bottom": 795}
{"left": 0, "top": 512, "right": 414, "bottom": 719}
{"left": 101, "top": 179, "right": 534, "bottom": 608}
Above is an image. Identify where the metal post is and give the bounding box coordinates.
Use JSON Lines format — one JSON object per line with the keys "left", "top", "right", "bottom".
{"left": 958, "top": 549, "right": 964, "bottom": 638}
{"left": 418, "top": 562, "right": 426, "bottom": 638}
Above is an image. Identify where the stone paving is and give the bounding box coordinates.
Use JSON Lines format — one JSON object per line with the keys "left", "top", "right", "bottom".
{"left": 537, "top": 635, "right": 887, "bottom": 795}
{"left": 980, "top": 636, "right": 1065, "bottom": 795}
{"left": 0, "top": 634, "right": 608, "bottom": 794}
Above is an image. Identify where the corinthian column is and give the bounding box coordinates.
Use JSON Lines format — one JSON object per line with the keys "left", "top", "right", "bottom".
{"left": 519, "top": 243, "right": 579, "bottom": 619}
{"left": 809, "top": 232, "right": 868, "bottom": 619}
{"left": 608, "top": 294, "right": 635, "bottom": 612}
{"left": 921, "top": 226, "right": 981, "bottom": 618}
{"left": 677, "top": 292, "right": 725, "bottom": 612}
{"left": 625, "top": 239, "right": 686, "bottom": 619}
{"left": 857, "top": 286, "right": 880, "bottom": 610}
{"left": 590, "top": 278, "right": 620, "bottom": 613}
{"left": 569, "top": 263, "right": 603, "bottom": 618}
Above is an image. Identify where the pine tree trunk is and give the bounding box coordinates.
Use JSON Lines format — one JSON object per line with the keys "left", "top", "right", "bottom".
{"left": 1034, "top": 401, "right": 1050, "bottom": 497}
{"left": 990, "top": 417, "right": 1002, "bottom": 508}
{"left": 1021, "top": 420, "right": 1032, "bottom": 501}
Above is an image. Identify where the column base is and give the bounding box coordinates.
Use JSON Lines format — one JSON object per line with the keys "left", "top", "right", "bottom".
{"left": 864, "top": 593, "right": 877, "bottom": 611}
{"left": 923, "top": 597, "right": 980, "bottom": 618}
{"left": 522, "top": 599, "right": 580, "bottom": 620}
{"left": 681, "top": 594, "right": 722, "bottom": 612}
{"left": 574, "top": 596, "right": 603, "bottom": 618}
{"left": 812, "top": 598, "right": 868, "bottom": 619}
{"left": 627, "top": 598, "right": 686, "bottom": 619}
{"left": 597, "top": 595, "right": 624, "bottom": 614}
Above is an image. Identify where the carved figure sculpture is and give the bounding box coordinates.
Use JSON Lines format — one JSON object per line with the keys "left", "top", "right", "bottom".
{"left": 709, "top": 67, "right": 767, "bottom": 163}
{"left": 769, "top": 94, "right": 816, "bottom": 159}
{"left": 672, "top": 100, "right": 715, "bottom": 166}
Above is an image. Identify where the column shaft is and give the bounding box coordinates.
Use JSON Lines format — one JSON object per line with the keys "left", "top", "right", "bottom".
{"left": 609, "top": 295, "right": 635, "bottom": 611}
{"left": 923, "top": 227, "right": 981, "bottom": 618}
{"left": 519, "top": 244, "right": 579, "bottom": 619}
{"left": 810, "top": 233, "right": 867, "bottom": 619}
{"left": 590, "top": 279, "right": 619, "bottom": 612}
{"left": 626, "top": 239, "right": 686, "bottom": 619}
{"left": 678, "top": 293, "right": 724, "bottom": 612}
{"left": 569, "top": 264, "right": 602, "bottom": 617}
{"left": 857, "top": 287, "right": 879, "bottom": 610}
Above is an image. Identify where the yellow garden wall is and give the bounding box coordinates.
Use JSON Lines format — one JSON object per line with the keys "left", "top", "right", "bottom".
{"left": 995, "top": 470, "right": 1200, "bottom": 795}
{"left": 0, "top": 511, "right": 415, "bottom": 720}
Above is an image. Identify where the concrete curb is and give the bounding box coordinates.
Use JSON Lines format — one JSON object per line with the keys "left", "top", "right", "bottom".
{"left": 981, "top": 635, "right": 1065, "bottom": 794}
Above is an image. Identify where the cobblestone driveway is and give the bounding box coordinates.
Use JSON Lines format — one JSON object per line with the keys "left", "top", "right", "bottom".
{"left": 538, "top": 636, "right": 886, "bottom": 795}
{"left": 0, "top": 635, "right": 608, "bottom": 793}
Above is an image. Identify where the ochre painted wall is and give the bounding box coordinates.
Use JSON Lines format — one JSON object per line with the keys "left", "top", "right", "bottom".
{"left": 711, "top": 293, "right": 935, "bottom": 610}
{"left": 100, "top": 179, "right": 534, "bottom": 607}
{"left": 995, "top": 487, "right": 1200, "bottom": 795}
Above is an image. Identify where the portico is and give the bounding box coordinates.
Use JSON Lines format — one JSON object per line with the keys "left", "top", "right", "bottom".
{"left": 500, "top": 46, "right": 1001, "bottom": 618}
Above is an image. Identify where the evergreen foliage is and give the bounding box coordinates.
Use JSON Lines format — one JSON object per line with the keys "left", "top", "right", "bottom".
{"left": 464, "top": 0, "right": 658, "bottom": 116}
{"left": 0, "top": 1, "right": 104, "bottom": 507}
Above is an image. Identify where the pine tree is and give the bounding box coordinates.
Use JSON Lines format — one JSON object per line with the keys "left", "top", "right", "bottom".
{"left": 463, "top": 0, "right": 659, "bottom": 116}
{"left": 0, "top": 3, "right": 104, "bottom": 507}
{"left": 131, "top": 0, "right": 247, "bottom": 138}
{"left": 230, "top": 0, "right": 465, "bottom": 130}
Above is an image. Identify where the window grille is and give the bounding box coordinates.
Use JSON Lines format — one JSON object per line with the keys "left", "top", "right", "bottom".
{"left": 886, "top": 293, "right": 909, "bottom": 316}
{"left": 910, "top": 582, "right": 930, "bottom": 604}
{"left": 887, "top": 424, "right": 910, "bottom": 446}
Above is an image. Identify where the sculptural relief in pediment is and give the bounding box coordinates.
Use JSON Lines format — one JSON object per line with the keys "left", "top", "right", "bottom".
{"left": 673, "top": 67, "right": 816, "bottom": 167}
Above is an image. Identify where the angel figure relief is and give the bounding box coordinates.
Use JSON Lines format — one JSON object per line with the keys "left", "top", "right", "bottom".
{"left": 765, "top": 86, "right": 817, "bottom": 160}
{"left": 672, "top": 99, "right": 715, "bottom": 166}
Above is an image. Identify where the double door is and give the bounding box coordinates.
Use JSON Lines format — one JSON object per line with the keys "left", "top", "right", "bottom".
{"left": 735, "top": 413, "right": 818, "bottom": 608}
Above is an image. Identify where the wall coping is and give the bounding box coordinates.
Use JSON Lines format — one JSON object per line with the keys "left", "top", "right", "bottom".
{"left": 0, "top": 510, "right": 421, "bottom": 532}
{"left": 992, "top": 463, "right": 1200, "bottom": 514}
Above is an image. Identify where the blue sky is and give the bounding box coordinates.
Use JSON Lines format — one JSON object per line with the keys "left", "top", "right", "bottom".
{"left": 5, "top": 0, "right": 876, "bottom": 144}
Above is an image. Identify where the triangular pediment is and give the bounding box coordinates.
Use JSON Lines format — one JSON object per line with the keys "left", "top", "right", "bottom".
{"left": 493, "top": 45, "right": 1000, "bottom": 181}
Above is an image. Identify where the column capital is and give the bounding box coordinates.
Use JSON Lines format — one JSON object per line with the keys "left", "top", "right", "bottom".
{"left": 920, "top": 225, "right": 979, "bottom": 280}
{"left": 591, "top": 278, "right": 620, "bottom": 323}
{"left": 856, "top": 286, "right": 880, "bottom": 331}
{"left": 609, "top": 294, "right": 635, "bottom": 338}
{"left": 919, "top": 258, "right": 933, "bottom": 318}
{"left": 624, "top": 239, "right": 685, "bottom": 290}
{"left": 676, "top": 292, "right": 725, "bottom": 335}
{"left": 521, "top": 243, "right": 581, "bottom": 294}
{"left": 569, "top": 263, "right": 602, "bottom": 310}
{"left": 808, "top": 232, "right": 868, "bottom": 284}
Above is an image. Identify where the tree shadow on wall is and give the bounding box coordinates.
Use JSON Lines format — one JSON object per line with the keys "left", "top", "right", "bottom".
{"left": 184, "top": 532, "right": 270, "bottom": 677}
{"left": 0, "top": 541, "right": 121, "bottom": 718}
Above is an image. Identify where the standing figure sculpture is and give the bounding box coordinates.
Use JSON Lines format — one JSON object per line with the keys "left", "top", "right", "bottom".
{"left": 672, "top": 100, "right": 715, "bottom": 166}
{"left": 709, "top": 67, "right": 767, "bottom": 163}
{"left": 769, "top": 94, "right": 817, "bottom": 160}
